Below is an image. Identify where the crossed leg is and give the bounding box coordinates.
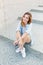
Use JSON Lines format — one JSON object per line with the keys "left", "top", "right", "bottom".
{"left": 14, "top": 31, "right": 31, "bottom": 49}
{"left": 18, "top": 33, "right": 31, "bottom": 49}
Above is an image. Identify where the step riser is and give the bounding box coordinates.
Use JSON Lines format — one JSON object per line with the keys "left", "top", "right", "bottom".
{"left": 38, "top": 5, "right": 43, "bottom": 7}
{"left": 30, "top": 9, "right": 43, "bottom": 13}
{"left": 32, "top": 20, "right": 43, "bottom": 25}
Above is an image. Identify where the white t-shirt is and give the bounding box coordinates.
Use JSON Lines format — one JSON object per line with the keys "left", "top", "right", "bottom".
{"left": 16, "top": 21, "right": 32, "bottom": 36}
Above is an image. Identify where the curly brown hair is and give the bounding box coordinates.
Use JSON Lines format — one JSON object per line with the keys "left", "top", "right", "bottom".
{"left": 21, "top": 12, "right": 32, "bottom": 26}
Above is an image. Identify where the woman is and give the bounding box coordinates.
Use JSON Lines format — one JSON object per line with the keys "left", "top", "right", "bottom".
{"left": 13, "top": 12, "right": 32, "bottom": 58}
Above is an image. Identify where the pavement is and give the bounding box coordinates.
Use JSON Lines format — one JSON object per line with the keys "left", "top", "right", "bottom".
{"left": 0, "top": 35, "right": 43, "bottom": 65}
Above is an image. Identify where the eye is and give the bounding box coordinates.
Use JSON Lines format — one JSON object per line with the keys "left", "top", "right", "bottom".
{"left": 25, "top": 17, "right": 29, "bottom": 20}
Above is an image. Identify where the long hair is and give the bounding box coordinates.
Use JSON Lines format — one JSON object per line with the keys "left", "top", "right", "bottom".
{"left": 21, "top": 12, "right": 32, "bottom": 26}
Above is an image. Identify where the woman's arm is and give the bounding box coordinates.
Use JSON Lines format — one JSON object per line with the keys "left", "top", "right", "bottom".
{"left": 13, "top": 31, "right": 21, "bottom": 45}
{"left": 16, "top": 31, "right": 21, "bottom": 40}
{"left": 21, "top": 32, "right": 28, "bottom": 41}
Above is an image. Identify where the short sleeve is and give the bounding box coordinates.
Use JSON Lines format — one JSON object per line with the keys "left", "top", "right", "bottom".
{"left": 25, "top": 23, "right": 32, "bottom": 34}
{"left": 16, "top": 22, "right": 21, "bottom": 32}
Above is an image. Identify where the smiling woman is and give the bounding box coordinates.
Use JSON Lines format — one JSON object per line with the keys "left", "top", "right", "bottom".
{"left": 21, "top": 12, "right": 32, "bottom": 26}
{"left": 13, "top": 12, "right": 32, "bottom": 58}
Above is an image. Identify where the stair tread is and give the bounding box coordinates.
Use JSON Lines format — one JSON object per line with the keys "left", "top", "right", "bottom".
{"left": 0, "top": 22, "right": 43, "bottom": 54}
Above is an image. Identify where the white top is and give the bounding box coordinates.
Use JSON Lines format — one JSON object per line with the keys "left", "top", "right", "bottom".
{"left": 16, "top": 21, "right": 32, "bottom": 36}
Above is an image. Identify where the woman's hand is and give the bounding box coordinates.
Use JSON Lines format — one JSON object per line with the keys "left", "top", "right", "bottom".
{"left": 13, "top": 37, "right": 22, "bottom": 46}
{"left": 13, "top": 40, "right": 19, "bottom": 46}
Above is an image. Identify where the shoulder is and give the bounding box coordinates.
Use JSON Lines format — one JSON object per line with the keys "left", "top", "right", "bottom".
{"left": 26, "top": 23, "right": 32, "bottom": 27}
{"left": 17, "top": 21, "right": 21, "bottom": 26}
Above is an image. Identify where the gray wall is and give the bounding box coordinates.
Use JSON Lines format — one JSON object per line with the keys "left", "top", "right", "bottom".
{"left": 0, "top": 0, "right": 43, "bottom": 28}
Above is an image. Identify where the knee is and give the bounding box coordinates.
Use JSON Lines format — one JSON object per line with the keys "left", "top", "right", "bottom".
{"left": 19, "top": 37, "right": 24, "bottom": 42}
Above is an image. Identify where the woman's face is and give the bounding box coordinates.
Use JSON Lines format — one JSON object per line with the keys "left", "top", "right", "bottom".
{"left": 22, "top": 14, "right": 29, "bottom": 25}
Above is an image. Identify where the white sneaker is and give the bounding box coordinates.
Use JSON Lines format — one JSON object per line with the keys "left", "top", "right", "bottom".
{"left": 21, "top": 47, "right": 26, "bottom": 58}
{"left": 16, "top": 48, "right": 21, "bottom": 53}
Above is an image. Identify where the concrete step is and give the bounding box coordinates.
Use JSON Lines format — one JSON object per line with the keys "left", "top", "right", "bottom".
{"left": 0, "top": 20, "right": 43, "bottom": 54}
{"left": 18, "top": 11, "right": 43, "bottom": 22}
{"left": 0, "top": 35, "right": 43, "bottom": 65}
{"left": 31, "top": 23, "right": 43, "bottom": 53}
{"left": 38, "top": 5, "right": 43, "bottom": 7}
{"left": 30, "top": 7, "right": 43, "bottom": 13}
{"left": 30, "top": 7, "right": 43, "bottom": 22}
{"left": 32, "top": 19, "right": 43, "bottom": 25}
{"left": 30, "top": 12, "right": 43, "bottom": 21}
{"left": 17, "top": 16, "right": 43, "bottom": 24}
{"left": 13, "top": 6, "right": 43, "bottom": 23}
